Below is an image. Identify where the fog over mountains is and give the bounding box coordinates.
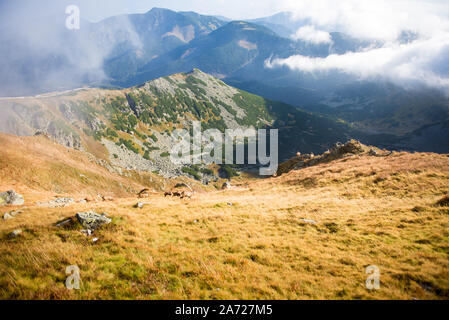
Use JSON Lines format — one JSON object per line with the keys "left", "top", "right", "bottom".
{"left": 1, "top": 2, "right": 448, "bottom": 152}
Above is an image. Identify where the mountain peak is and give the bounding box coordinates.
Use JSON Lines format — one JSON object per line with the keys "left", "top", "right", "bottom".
{"left": 147, "top": 7, "right": 173, "bottom": 14}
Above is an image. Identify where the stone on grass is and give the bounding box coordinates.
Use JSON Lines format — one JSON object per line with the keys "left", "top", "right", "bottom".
{"left": 3, "top": 213, "right": 13, "bottom": 220}
{"left": 76, "top": 211, "right": 112, "bottom": 231}
{"left": 300, "top": 218, "right": 317, "bottom": 225}
{"left": 49, "top": 197, "right": 74, "bottom": 207}
{"left": 0, "top": 190, "right": 24, "bottom": 206}
{"left": 39, "top": 197, "right": 74, "bottom": 208}
{"left": 8, "top": 229, "right": 22, "bottom": 238}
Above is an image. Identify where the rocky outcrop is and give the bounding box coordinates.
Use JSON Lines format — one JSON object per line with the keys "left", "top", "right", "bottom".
{"left": 276, "top": 140, "right": 387, "bottom": 176}
{"left": 0, "top": 190, "right": 24, "bottom": 206}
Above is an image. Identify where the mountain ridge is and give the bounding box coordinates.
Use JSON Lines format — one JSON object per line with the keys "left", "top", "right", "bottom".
{"left": 0, "top": 69, "right": 366, "bottom": 180}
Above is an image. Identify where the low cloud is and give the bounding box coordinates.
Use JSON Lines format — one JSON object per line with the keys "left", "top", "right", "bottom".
{"left": 267, "top": 0, "right": 449, "bottom": 92}
{"left": 0, "top": 0, "right": 142, "bottom": 96}
{"left": 266, "top": 35, "right": 449, "bottom": 92}
{"left": 292, "top": 25, "right": 332, "bottom": 44}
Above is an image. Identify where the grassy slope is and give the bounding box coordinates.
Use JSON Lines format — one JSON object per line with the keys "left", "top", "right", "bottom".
{"left": 1, "top": 70, "right": 360, "bottom": 165}
{"left": 0, "top": 133, "right": 185, "bottom": 201}
{"left": 1, "top": 144, "right": 448, "bottom": 299}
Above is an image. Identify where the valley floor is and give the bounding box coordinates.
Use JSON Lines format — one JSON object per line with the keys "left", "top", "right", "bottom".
{"left": 1, "top": 148, "right": 449, "bottom": 299}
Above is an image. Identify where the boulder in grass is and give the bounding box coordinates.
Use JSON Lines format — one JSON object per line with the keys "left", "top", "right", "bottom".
{"left": 0, "top": 190, "right": 24, "bottom": 206}
{"left": 135, "top": 202, "right": 146, "bottom": 209}
{"left": 49, "top": 197, "right": 74, "bottom": 208}
{"left": 76, "top": 211, "right": 112, "bottom": 231}
{"left": 3, "top": 213, "right": 13, "bottom": 220}
{"left": 300, "top": 218, "right": 317, "bottom": 225}
{"left": 8, "top": 229, "right": 22, "bottom": 239}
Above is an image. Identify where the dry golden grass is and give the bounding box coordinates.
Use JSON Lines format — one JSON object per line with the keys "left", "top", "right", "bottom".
{"left": 0, "top": 133, "right": 207, "bottom": 202}
{"left": 0, "top": 140, "right": 448, "bottom": 300}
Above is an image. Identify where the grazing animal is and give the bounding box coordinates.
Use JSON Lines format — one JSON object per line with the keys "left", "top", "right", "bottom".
{"left": 164, "top": 187, "right": 194, "bottom": 200}
{"left": 180, "top": 190, "right": 193, "bottom": 199}
{"left": 138, "top": 188, "right": 150, "bottom": 198}
{"left": 222, "top": 181, "right": 231, "bottom": 190}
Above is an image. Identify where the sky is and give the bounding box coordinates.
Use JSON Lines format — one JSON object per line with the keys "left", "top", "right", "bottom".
{"left": 59, "top": 0, "right": 449, "bottom": 28}
{"left": 58, "top": 0, "right": 283, "bottom": 22}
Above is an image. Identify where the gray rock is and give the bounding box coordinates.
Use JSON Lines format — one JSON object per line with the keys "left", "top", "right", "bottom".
{"left": 38, "top": 197, "right": 74, "bottom": 208}
{"left": 135, "top": 202, "right": 145, "bottom": 209}
{"left": 55, "top": 218, "right": 74, "bottom": 227}
{"left": 3, "top": 213, "right": 13, "bottom": 220}
{"left": 8, "top": 229, "right": 22, "bottom": 238}
{"left": 300, "top": 219, "right": 317, "bottom": 225}
{"left": 49, "top": 197, "right": 74, "bottom": 207}
{"left": 76, "top": 211, "right": 112, "bottom": 230}
{"left": 0, "top": 190, "right": 24, "bottom": 206}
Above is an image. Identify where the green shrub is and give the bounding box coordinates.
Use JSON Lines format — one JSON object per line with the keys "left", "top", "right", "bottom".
{"left": 201, "top": 168, "right": 214, "bottom": 175}
{"left": 116, "top": 138, "right": 139, "bottom": 154}
{"left": 106, "top": 128, "right": 118, "bottom": 138}
{"left": 148, "top": 134, "right": 158, "bottom": 142}
{"left": 182, "top": 167, "right": 202, "bottom": 181}
{"left": 221, "top": 164, "right": 239, "bottom": 179}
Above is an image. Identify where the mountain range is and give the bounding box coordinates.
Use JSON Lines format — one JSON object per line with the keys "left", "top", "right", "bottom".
{"left": 0, "top": 7, "right": 448, "bottom": 158}
{"left": 0, "top": 69, "right": 373, "bottom": 179}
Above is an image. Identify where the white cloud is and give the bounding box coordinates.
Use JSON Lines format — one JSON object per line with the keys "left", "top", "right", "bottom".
{"left": 266, "top": 34, "right": 449, "bottom": 91}
{"left": 279, "top": 0, "right": 449, "bottom": 41}
{"left": 265, "top": 0, "right": 449, "bottom": 92}
{"left": 292, "top": 25, "right": 331, "bottom": 44}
